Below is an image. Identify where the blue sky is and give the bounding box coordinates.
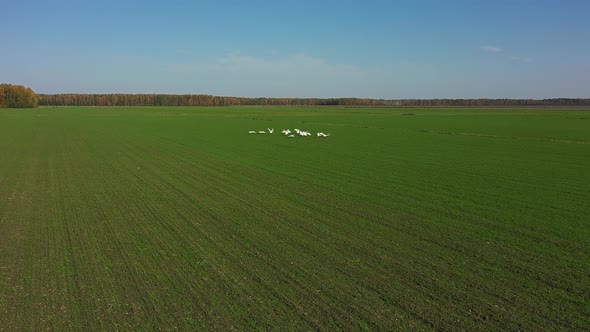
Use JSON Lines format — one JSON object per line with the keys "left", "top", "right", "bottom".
{"left": 2, "top": 0, "right": 589, "bottom": 98}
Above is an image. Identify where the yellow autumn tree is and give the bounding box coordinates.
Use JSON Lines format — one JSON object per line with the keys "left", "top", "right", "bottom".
{"left": 0, "top": 84, "right": 39, "bottom": 108}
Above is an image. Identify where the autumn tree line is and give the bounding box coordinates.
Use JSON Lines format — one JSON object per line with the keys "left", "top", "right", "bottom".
{"left": 2, "top": 84, "right": 590, "bottom": 108}
{"left": 0, "top": 84, "right": 39, "bottom": 108}
{"left": 38, "top": 94, "right": 590, "bottom": 107}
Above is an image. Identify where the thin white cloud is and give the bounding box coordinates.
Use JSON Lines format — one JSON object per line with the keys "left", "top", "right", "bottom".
{"left": 509, "top": 56, "right": 532, "bottom": 63}
{"left": 165, "top": 52, "right": 369, "bottom": 97}
{"left": 480, "top": 45, "right": 502, "bottom": 53}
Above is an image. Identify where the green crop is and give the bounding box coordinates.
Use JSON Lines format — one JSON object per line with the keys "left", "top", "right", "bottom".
{"left": 1, "top": 106, "right": 588, "bottom": 330}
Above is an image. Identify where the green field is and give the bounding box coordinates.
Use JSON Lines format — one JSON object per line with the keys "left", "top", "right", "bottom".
{"left": 1, "top": 106, "right": 589, "bottom": 330}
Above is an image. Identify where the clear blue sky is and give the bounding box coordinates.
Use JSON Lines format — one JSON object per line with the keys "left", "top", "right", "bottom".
{"left": 2, "top": 0, "right": 589, "bottom": 98}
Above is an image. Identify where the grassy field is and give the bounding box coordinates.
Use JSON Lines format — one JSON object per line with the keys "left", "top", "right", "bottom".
{"left": 0, "top": 106, "right": 589, "bottom": 330}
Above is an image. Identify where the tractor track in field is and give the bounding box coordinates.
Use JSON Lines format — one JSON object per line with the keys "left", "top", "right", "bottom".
{"left": 420, "top": 129, "right": 590, "bottom": 144}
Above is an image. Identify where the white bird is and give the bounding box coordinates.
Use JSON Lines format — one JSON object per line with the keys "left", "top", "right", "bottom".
{"left": 268, "top": 128, "right": 274, "bottom": 134}
{"left": 294, "top": 129, "right": 301, "bottom": 134}
{"left": 299, "top": 131, "right": 311, "bottom": 137}
{"left": 282, "top": 129, "right": 291, "bottom": 135}
{"left": 288, "top": 135, "right": 295, "bottom": 138}
{"left": 249, "top": 131, "right": 256, "bottom": 134}
{"left": 258, "top": 131, "right": 266, "bottom": 134}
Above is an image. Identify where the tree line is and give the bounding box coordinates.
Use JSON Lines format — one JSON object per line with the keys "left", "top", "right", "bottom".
{"left": 0, "top": 84, "right": 39, "bottom": 108}
{"left": 2, "top": 84, "right": 589, "bottom": 108}
{"left": 38, "top": 94, "right": 379, "bottom": 107}
{"left": 38, "top": 94, "right": 590, "bottom": 107}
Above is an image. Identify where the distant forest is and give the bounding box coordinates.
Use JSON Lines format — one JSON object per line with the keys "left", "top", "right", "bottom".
{"left": 39, "top": 94, "right": 590, "bottom": 107}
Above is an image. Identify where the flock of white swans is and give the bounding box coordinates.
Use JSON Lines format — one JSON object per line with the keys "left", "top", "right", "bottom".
{"left": 248, "top": 128, "right": 331, "bottom": 138}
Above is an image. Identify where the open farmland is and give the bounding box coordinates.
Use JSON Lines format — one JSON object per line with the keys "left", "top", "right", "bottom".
{"left": 0, "top": 106, "right": 589, "bottom": 330}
